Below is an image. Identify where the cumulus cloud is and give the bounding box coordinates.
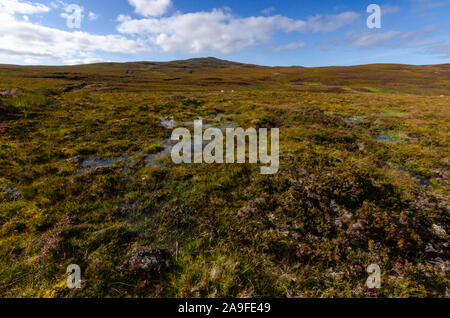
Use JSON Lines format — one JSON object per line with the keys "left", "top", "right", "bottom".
{"left": 0, "top": 1, "right": 148, "bottom": 64}
{"left": 117, "top": 9, "right": 360, "bottom": 54}
{"left": 128, "top": 0, "right": 172, "bottom": 17}
{"left": 0, "top": 1, "right": 362, "bottom": 63}
{"left": 0, "top": 0, "right": 50, "bottom": 14}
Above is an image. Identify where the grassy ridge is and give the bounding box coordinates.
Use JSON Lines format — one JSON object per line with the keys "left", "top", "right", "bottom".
{"left": 0, "top": 58, "right": 448, "bottom": 297}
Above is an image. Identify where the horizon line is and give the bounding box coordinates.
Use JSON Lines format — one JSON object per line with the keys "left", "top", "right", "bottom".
{"left": 1, "top": 57, "right": 449, "bottom": 68}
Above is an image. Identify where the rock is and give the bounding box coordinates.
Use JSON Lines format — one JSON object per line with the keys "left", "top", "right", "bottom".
{"left": 357, "top": 142, "right": 365, "bottom": 151}
{"left": 431, "top": 169, "right": 443, "bottom": 178}
{"left": 342, "top": 211, "right": 353, "bottom": 221}
{"left": 0, "top": 88, "right": 23, "bottom": 97}
{"left": 190, "top": 282, "right": 206, "bottom": 293}
{"left": 0, "top": 186, "right": 21, "bottom": 201}
{"left": 211, "top": 267, "right": 223, "bottom": 281}
{"left": 425, "top": 243, "right": 439, "bottom": 254}
{"left": 351, "top": 221, "right": 364, "bottom": 231}
{"left": 428, "top": 258, "right": 447, "bottom": 271}
{"left": 123, "top": 246, "right": 170, "bottom": 275}
{"left": 334, "top": 218, "right": 343, "bottom": 227}
{"left": 326, "top": 269, "right": 345, "bottom": 281}
{"left": 238, "top": 197, "right": 266, "bottom": 217}
{"left": 431, "top": 224, "right": 447, "bottom": 239}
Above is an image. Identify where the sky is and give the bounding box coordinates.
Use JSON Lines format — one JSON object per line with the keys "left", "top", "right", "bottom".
{"left": 0, "top": 0, "right": 449, "bottom": 66}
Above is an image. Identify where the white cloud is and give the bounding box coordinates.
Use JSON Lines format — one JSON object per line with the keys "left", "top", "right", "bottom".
{"left": 0, "top": 1, "right": 148, "bottom": 64}
{"left": 23, "top": 57, "right": 38, "bottom": 64}
{"left": 427, "top": 41, "right": 450, "bottom": 58}
{"left": 88, "top": 11, "right": 98, "bottom": 21}
{"left": 0, "top": 0, "right": 50, "bottom": 14}
{"left": 117, "top": 9, "right": 360, "bottom": 54}
{"left": 0, "top": 9, "right": 148, "bottom": 62}
{"left": 63, "top": 57, "right": 109, "bottom": 65}
{"left": 348, "top": 31, "right": 403, "bottom": 48}
{"left": 0, "top": 1, "right": 361, "bottom": 63}
{"left": 346, "top": 25, "right": 450, "bottom": 48}
{"left": 316, "top": 24, "right": 450, "bottom": 60}
{"left": 128, "top": 0, "right": 172, "bottom": 17}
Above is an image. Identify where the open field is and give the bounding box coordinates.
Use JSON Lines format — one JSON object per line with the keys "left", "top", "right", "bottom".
{"left": 0, "top": 58, "right": 449, "bottom": 297}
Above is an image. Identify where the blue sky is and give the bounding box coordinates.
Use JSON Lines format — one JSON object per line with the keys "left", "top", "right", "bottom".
{"left": 0, "top": 0, "right": 449, "bottom": 66}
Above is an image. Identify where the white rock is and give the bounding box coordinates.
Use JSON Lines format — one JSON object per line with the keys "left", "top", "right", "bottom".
{"left": 211, "top": 267, "right": 223, "bottom": 281}
{"left": 432, "top": 224, "right": 446, "bottom": 239}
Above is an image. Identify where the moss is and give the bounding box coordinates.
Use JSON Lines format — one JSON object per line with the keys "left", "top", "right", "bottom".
{"left": 145, "top": 144, "right": 165, "bottom": 154}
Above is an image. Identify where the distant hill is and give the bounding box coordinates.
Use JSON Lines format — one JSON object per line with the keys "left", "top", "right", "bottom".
{"left": 149, "top": 57, "right": 252, "bottom": 68}
{"left": 0, "top": 58, "right": 449, "bottom": 95}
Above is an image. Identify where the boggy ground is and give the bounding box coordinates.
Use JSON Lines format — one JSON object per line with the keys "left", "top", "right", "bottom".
{"left": 0, "top": 58, "right": 449, "bottom": 297}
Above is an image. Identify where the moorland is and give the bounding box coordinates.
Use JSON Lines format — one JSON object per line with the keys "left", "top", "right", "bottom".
{"left": 0, "top": 57, "right": 448, "bottom": 297}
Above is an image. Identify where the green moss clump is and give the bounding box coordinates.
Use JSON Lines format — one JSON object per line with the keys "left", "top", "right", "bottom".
{"left": 145, "top": 144, "right": 165, "bottom": 154}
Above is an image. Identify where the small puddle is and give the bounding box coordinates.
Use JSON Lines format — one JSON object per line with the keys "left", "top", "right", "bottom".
{"left": 211, "top": 113, "right": 226, "bottom": 121}
{"left": 161, "top": 113, "right": 237, "bottom": 131}
{"left": 143, "top": 140, "right": 173, "bottom": 167}
{"left": 407, "top": 170, "right": 430, "bottom": 187}
{"left": 219, "top": 122, "right": 238, "bottom": 130}
{"left": 76, "top": 155, "right": 132, "bottom": 174}
{"left": 375, "top": 135, "right": 398, "bottom": 142}
{"left": 389, "top": 167, "right": 431, "bottom": 187}
{"left": 160, "top": 117, "right": 176, "bottom": 129}
{"left": 150, "top": 114, "right": 238, "bottom": 165}
{"left": 182, "top": 116, "right": 214, "bottom": 129}
{"left": 375, "top": 131, "right": 408, "bottom": 143}
{"left": 80, "top": 155, "right": 129, "bottom": 170}
{"left": 72, "top": 114, "right": 239, "bottom": 173}
{"left": 343, "top": 115, "right": 367, "bottom": 125}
